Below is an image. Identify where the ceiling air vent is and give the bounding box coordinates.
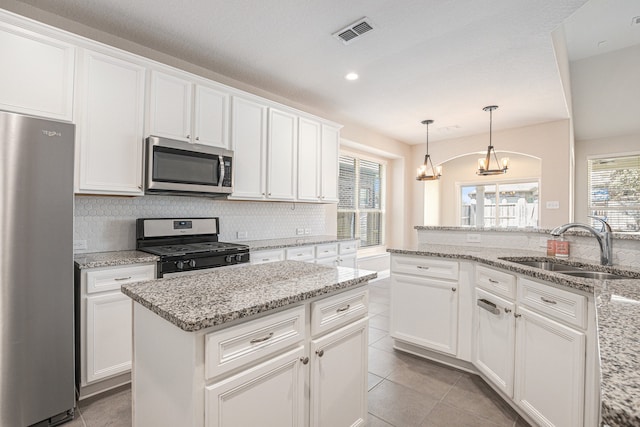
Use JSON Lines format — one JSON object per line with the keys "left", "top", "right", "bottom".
{"left": 333, "top": 18, "right": 375, "bottom": 45}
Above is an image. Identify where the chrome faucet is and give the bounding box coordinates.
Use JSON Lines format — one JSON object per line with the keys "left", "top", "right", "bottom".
{"left": 550, "top": 216, "right": 613, "bottom": 265}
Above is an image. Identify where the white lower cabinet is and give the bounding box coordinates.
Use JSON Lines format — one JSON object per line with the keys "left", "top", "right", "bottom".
{"left": 252, "top": 240, "right": 359, "bottom": 268}
{"left": 77, "top": 263, "right": 155, "bottom": 398}
{"left": 205, "top": 346, "right": 306, "bottom": 427}
{"left": 310, "top": 317, "right": 368, "bottom": 427}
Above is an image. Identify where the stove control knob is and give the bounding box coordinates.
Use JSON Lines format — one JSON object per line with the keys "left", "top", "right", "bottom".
{"left": 176, "top": 261, "right": 184, "bottom": 270}
{"left": 225, "top": 255, "right": 233, "bottom": 263}
{"left": 235, "top": 254, "right": 243, "bottom": 262}
{"left": 189, "top": 259, "right": 196, "bottom": 268}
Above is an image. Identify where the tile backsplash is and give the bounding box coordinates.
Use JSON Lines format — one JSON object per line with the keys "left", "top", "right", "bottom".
{"left": 74, "top": 195, "right": 328, "bottom": 253}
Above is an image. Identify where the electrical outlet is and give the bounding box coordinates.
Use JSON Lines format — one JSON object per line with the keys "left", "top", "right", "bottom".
{"left": 304, "top": 228, "right": 311, "bottom": 235}
{"left": 466, "top": 234, "right": 481, "bottom": 243}
{"left": 296, "top": 228, "right": 305, "bottom": 235}
{"left": 73, "top": 240, "right": 87, "bottom": 251}
{"left": 237, "top": 231, "right": 248, "bottom": 239}
{"left": 546, "top": 201, "right": 560, "bottom": 209}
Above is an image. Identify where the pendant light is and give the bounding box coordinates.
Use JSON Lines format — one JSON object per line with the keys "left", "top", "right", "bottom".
{"left": 477, "top": 105, "right": 509, "bottom": 175}
{"left": 416, "top": 119, "right": 442, "bottom": 181}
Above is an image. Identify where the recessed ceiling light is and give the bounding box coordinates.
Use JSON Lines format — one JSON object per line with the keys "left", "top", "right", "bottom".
{"left": 345, "top": 72, "right": 359, "bottom": 81}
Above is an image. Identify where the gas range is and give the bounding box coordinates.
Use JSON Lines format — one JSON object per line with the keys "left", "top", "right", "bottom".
{"left": 136, "top": 218, "right": 250, "bottom": 278}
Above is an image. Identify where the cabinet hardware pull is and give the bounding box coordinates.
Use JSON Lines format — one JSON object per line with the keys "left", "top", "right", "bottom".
{"left": 196, "top": 136, "right": 200, "bottom": 141}
{"left": 323, "top": 250, "right": 329, "bottom": 253}
{"left": 504, "top": 308, "right": 512, "bottom": 313}
{"left": 300, "top": 357, "right": 309, "bottom": 365}
{"left": 336, "top": 304, "right": 350, "bottom": 313}
{"left": 540, "top": 297, "right": 557, "bottom": 305}
{"left": 316, "top": 349, "right": 324, "bottom": 357}
{"left": 417, "top": 266, "right": 430, "bottom": 270}
{"left": 297, "top": 254, "right": 303, "bottom": 256}
{"left": 514, "top": 313, "right": 522, "bottom": 318}
{"left": 477, "top": 299, "right": 500, "bottom": 315}
{"left": 262, "top": 259, "right": 270, "bottom": 262}
{"left": 451, "top": 287, "right": 457, "bottom": 292}
{"left": 250, "top": 332, "right": 274, "bottom": 344}
{"left": 268, "top": 193, "right": 272, "bottom": 196}
{"left": 488, "top": 278, "right": 499, "bottom": 284}
{"left": 114, "top": 276, "right": 132, "bottom": 281}
{"left": 186, "top": 134, "right": 190, "bottom": 139}
{"left": 137, "top": 185, "right": 142, "bottom": 190}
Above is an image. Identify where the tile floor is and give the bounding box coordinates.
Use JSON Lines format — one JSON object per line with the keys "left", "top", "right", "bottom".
{"left": 67, "top": 277, "right": 531, "bottom": 427}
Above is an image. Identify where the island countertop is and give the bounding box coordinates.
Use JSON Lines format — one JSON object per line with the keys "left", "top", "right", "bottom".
{"left": 387, "top": 244, "right": 640, "bottom": 427}
{"left": 121, "top": 260, "right": 376, "bottom": 333}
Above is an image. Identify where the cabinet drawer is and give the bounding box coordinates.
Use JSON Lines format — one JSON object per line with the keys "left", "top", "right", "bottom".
{"left": 338, "top": 241, "right": 358, "bottom": 255}
{"left": 285, "top": 245, "right": 315, "bottom": 261}
{"left": 316, "top": 243, "right": 338, "bottom": 259}
{"left": 391, "top": 255, "right": 458, "bottom": 280}
{"left": 86, "top": 264, "right": 155, "bottom": 294}
{"left": 475, "top": 265, "right": 516, "bottom": 299}
{"left": 517, "top": 277, "right": 587, "bottom": 329}
{"left": 205, "top": 305, "right": 305, "bottom": 380}
{"left": 251, "top": 249, "right": 285, "bottom": 264}
{"left": 311, "top": 287, "right": 368, "bottom": 337}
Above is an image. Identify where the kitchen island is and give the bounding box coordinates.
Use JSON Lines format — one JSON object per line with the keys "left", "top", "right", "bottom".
{"left": 121, "top": 260, "right": 376, "bottom": 427}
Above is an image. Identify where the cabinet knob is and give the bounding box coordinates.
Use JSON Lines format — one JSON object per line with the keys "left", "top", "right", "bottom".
{"left": 186, "top": 134, "right": 191, "bottom": 139}
{"left": 138, "top": 185, "right": 142, "bottom": 190}
{"left": 196, "top": 136, "right": 200, "bottom": 141}
{"left": 268, "top": 193, "right": 272, "bottom": 196}
{"left": 514, "top": 313, "right": 522, "bottom": 318}
{"left": 300, "top": 357, "right": 309, "bottom": 365}
{"left": 504, "top": 308, "right": 512, "bottom": 313}
{"left": 316, "top": 349, "right": 324, "bottom": 357}
{"left": 451, "top": 287, "right": 457, "bottom": 292}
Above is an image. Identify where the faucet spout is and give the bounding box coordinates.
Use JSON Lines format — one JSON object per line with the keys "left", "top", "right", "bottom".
{"left": 550, "top": 218, "right": 613, "bottom": 266}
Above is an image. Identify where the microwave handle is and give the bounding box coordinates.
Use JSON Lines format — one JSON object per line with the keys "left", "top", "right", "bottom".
{"left": 218, "top": 155, "right": 225, "bottom": 184}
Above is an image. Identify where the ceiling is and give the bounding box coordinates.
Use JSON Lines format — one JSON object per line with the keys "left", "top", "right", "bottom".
{"left": 11, "top": 0, "right": 637, "bottom": 145}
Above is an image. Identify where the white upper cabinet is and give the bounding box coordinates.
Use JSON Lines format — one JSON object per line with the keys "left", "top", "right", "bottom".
{"left": 297, "top": 118, "right": 321, "bottom": 201}
{"left": 229, "top": 96, "right": 268, "bottom": 199}
{"left": 268, "top": 108, "right": 298, "bottom": 200}
{"left": 0, "top": 20, "right": 75, "bottom": 121}
{"left": 148, "top": 70, "right": 230, "bottom": 148}
{"left": 75, "top": 48, "right": 146, "bottom": 195}
{"left": 320, "top": 124, "right": 340, "bottom": 202}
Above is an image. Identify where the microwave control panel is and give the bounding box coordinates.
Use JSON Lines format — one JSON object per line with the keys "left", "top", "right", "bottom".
{"left": 222, "top": 157, "right": 232, "bottom": 187}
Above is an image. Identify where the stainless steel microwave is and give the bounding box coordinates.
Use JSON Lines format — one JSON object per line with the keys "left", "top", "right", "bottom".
{"left": 145, "top": 136, "right": 233, "bottom": 197}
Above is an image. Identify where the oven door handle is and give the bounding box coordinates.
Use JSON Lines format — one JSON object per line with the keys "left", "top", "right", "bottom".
{"left": 218, "top": 155, "right": 225, "bottom": 186}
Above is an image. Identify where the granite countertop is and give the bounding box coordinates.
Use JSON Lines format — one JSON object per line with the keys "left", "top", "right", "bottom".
{"left": 74, "top": 250, "right": 159, "bottom": 269}
{"left": 237, "top": 235, "right": 355, "bottom": 251}
{"left": 414, "top": 225, "right": 640, "bottom": 241}
{"left": 121, "top": 260, "right": 376, "bottom": 332}
{"left": 387, "top": 244, "right": 640, "bottom": 427}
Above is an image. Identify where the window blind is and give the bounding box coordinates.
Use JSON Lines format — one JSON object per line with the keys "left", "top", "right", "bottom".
{"left": 588, "top": 155, "right": 640, "bottom": 232}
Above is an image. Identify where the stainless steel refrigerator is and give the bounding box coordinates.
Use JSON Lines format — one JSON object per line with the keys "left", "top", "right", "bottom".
{"left": 0, "top": 111, "right": 75, "bottom": 426}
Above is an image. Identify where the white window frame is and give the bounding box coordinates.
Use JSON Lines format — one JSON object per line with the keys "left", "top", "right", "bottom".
{"left": 456, "top": 177, "right": 541, "bottom": 228}
{"left": 338, "top": 149, "right": 386, "bottom": 250}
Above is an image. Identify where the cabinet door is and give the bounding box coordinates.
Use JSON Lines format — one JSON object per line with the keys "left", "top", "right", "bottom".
{"left": 310, "top": 317, "right": 368, "bottom": 427}
{"left": 0, "top": 21, "right": 74, "bottom": 121}
{"left": 205, "top": 346, "right": 305, "bottom": 427}
{"left": 148, "top": 71, "right": 192, "bottom": 141}
{"left": 229, "top": 96, "right": 267, "bottom": 199}
{"left": 338, "top": 253, "right": 358, "bottom": 269}
{"left": 194, "top": 84, "right": 229, "bottom": 148}
{"left": 267, "top": 108, "right": 297, "bottom": 200}
{"left": 390, "top": 273, "right": 459, "bottom": 355}
{"left": 297, "top": 117, "right": 321, "bottom": 201}
{"left": 473, "top": 288, "right": 516, "bottom": 398}
{"left": 320, "top": 124, "right": 340, "bottom": 202}
{"left": 76, "top": 49, "right": 146, "bottom": 195}
{"left": 514, "top": 306, "right": 585, "bottom": 427}
{"left": 86, "top": 292, "right": 132, "bottom": 383}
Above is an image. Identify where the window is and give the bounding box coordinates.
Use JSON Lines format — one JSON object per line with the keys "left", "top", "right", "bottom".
{"left": 460, "top": 181, "right": 539, "bottom": 228}
{"left": 337, "top": 155, "right": 384, "bottom": 247}
{"left": 588, "top": 155, "right": 640, "bottom": 232}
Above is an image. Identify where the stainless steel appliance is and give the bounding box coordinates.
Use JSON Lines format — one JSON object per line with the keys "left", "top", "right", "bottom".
{"left": 0, "top": 111, "right": 75, "bottom": 426}
{"left": 145, "top": 136, "right": 233, "bottom": 197}
{"left": 136, "top": 218, "right": 250, "bottom": 278}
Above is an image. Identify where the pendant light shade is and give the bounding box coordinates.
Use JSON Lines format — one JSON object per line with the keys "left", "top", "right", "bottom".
{"left": 416, "top": 119, "right": 442, "bottom": 181}
{"left": 477, "top": 106, "right": 509, "bottom": 176}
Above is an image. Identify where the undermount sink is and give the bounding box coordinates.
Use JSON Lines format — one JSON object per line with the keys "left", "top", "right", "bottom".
{"left": 500, "top": 258, "right": 630, "bottom": 280}
{"left": 559, "top": 271, "right": 628, "bottom": 280}
{"left": 511, "top": 260, "right": 584, "bottom": 272}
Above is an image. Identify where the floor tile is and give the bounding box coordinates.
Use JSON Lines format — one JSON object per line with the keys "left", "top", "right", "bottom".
{"left": 386, "top": 355, "right": 462, "bottom": 400}
{"left": 515, "top": 415, "right": 533, "bottom": 426}
{"left": 420, "top": 402, "right": 504, "bottom": 427}
{"left": 369, "top": 294, "right": 390, "bottom": 305}
{"left": 369, "top": 301, "right": 390, "bottom": 315}
{"left": 369, "top": 314, "right": 389, "bottom": 332}
{"left": 368, "top": 372, "right": 384, "bottom": 391}
{"left": 368, "top": 347, "right": 409, "bottom": 378}
{"left": 368, "top": 327, "right": 387, "bottom": 345}
{"left": 442, "top": 374, "right": 518, "bottom": 427}
{"left": 366, "top": 413, "right": 394, "bottom": 426}
{"left": 368, "top": 380, "right": 438, "bottom": 427}
{"left": 79, "top": 385, "right": 131, "bottom": 427}
{"left": 66, "top": 412, "right": 86, "bottom": 427}
{"left": 370, "top": 333, "right": 396, "bottom": 353}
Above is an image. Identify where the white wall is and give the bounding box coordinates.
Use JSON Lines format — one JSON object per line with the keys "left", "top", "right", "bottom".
{"left": 413, "top": 120, "right": 572, "bottom": 230}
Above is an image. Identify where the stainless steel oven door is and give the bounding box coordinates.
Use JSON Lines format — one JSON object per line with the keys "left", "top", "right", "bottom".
{"left": 145, "top": 136, "right": 233, "bottom": 196}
